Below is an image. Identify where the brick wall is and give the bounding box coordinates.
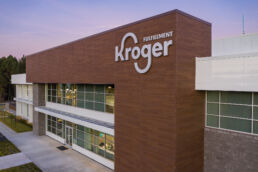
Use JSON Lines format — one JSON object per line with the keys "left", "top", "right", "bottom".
{"left": 204, "top": 127, "right": 258, "bottom": 172}
{"left": 33, "top": 84, "right": 45, "bottom": 135}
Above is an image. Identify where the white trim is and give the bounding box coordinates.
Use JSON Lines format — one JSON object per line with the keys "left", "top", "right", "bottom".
{"left": 11, "top": 74, "right": 32, "bottom": 85}
{"left": 206, "top": 126, "right": 258, "bottom": 137}
{"left": 46, "top": 102, "right": 114, "bottom": 124}
{"left": 72, "top": 144, "right": 114, "bottom": 170}
{"left": 46, "top": 131, "right": 65, "bottom": 144}
{"left": 14, "top": 97, "right": 33, "bottom": 105}
{"left": 36, "top": 107, "right": 114, "bottom": 135}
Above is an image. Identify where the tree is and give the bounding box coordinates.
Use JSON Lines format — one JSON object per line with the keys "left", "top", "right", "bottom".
{"left": 0, "top": 55, "right": 26, "bottom": 102}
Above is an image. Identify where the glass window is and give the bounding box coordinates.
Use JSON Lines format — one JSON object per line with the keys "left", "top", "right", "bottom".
{"left": 86, "top": 85, "right": 94, "bottom": 92}
{"left": 221, "top": 92, "right": 252, "bottom": 105}
{"left": 105, "top": 104, "right": 114, "bottom": 113}
{"left": 95, "top": 85, "right": 104, "bottom": 93}
{"left": 220, "top": 104, "right": 251, "bottom": 119}
{"left": 207, "top": 115, "right": 219, "bottom": 127}
{"left": 207, "top": 91, "right": 219, "bottom": 102}
{"left": 253, "top": 107, "right": 258, "bottom": 120}
{"left": 77, "top": 92, "right": 84, "bottom": 100}
{"left": 47, "top": 83, "right": 115, "bottom": 114}
{"left": 206, "top": 91, "right": 256, "bottom": 135}
{"left": 105, "top": 134, "right": 114, "bottom": 160}
{"left": 220, "top": 117, "right": 251, "bottom": 133}
{"left": 253, "top": 121, "right": 258, "bottom": 134}
{"left": 95, "top": 103, "right": 105, "bottom": 112}
{"left": 95, "top": 93, "right": 104, "bottom": 103}
{"left": 85, "top": 93, "right": 94, "bottom": 101}
{"left": 46, "top": 116, "right": 115, "bottom": 161}
{"left": 77, "top": 100, "right": 85, "bottom": 108}
{"left": 86, "top": 101, "right": 94, "bottom": 110}
{"left": 207, "top": 103, "right": 219, "bottom": 115}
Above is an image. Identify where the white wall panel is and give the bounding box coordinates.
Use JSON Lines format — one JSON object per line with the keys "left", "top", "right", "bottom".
{"left": 213, "top": 33, "right": 258, "bottom": 56}
{"left": 11, "top": 74, "right": 32, "bottom": 85}
{"left": 196, "top": 54, "right": 258, "bottom": 92}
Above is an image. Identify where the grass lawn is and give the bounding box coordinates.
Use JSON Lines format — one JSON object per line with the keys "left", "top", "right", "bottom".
{"left": 0, "top": 112, "right": 32, "bottom": 133}
{"left": 0, "top": 163, "right": 42, "bottom": 172}
{"left": 0, "top": 135, "right": 20, "bottom": 157}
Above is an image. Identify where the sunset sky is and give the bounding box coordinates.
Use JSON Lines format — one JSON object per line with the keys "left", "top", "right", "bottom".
{"left": 0, "top": 0, "right": 258, "bottom": 58}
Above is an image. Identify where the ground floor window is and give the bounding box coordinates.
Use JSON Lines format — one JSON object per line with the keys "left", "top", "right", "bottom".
{"left": 206, "top": 91, "right": 258, "bottom": 134}
{"left": 46, "top": 115, "right": 114, "bottom": 161}
{"left": 47, "top": 115, "right": 65, "bottom": 138}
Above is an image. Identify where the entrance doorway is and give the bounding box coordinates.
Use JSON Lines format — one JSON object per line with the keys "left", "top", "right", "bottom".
{"left": 65, "top": 126, "right": 73, "bottom": 146}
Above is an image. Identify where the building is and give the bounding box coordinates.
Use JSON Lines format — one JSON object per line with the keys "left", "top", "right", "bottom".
{"left": 25, "top": 9, "right": 210, "bottom": 171}
{"left": 196, "top": 32, "right": 258, "bottom": 172}
{"left": 11, "top": 74, "right": 33, "bottom": 123}
{"left": 15, "top": 8, "right": 258, "bottom": 172}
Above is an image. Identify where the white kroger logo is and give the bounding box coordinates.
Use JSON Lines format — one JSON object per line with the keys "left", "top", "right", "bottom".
{"left": 115, "top": 31, "right": 173, "bottom": 74}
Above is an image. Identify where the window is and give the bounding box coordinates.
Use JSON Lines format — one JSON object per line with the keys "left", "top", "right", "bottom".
{"left": 47, "top": 84, "right": 115, "bottom": 113}
{"left": 46, "top": 115, "right": 114, "bottom": 161}
{"left": 47, "top": 115, "right": 65, "bottom": 138}
{"left": 73, "top": 124, "right": 114, "bottom": 161}
{"left": 206, "top": 91, "right": 258, "bottom": 134}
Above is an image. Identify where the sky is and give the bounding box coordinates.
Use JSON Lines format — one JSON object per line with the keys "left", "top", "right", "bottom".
{"left": 0, "top": 0, "right": 258, "bottom": 58}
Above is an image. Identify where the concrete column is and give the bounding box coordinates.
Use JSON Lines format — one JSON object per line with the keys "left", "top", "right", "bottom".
{"left": 32, "top": 84, "right": 45, "bottom": 136}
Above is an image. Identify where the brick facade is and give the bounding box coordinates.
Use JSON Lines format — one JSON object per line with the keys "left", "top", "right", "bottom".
{"left": 27, "top": 10, "right": 211, "bottom": 172}
{"left": 204, "top": 127, "right": 258, "bottom": 172}
{"left": 33, "top": 84, "right": 46, "bottom": 135}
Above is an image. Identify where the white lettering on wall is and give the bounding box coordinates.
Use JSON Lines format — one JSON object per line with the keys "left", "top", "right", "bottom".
{"left": 115, "top": 31, "right": 173, "bottom": 74}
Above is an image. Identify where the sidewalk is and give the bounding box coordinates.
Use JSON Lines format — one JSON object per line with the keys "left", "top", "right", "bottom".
{"left": 0, "top": 122, "right": 113, "bottom": 172}
{"left": 0, "top": 153, "right": 31, "bottom": 170}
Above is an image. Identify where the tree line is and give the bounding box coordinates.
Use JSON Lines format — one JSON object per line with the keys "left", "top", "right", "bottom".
{"left": 0, "top": 55, "right": 26, "bottom": 102}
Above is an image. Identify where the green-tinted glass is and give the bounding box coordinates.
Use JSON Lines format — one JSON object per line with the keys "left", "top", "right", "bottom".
{"left": 77, "top": 125, "right": 84, "bottom": 131}
{"left": 207, "top": 103, "right": 219, "bottom": 115}
{"left": 253, "top": 121, "right": 258, "bottom": 134}
{"left": 86, "top": 85, "right": 94, "bottom": 92}
{"left": 95, "top": 103, "right": 105, "bottom": 112}
{"left": 85, "top": 133, "right": 92, "bottom": 150}
{"left": 221, "top": 92, "right": 252, "bottom": 104}
{"left": 207, "top": 115, "right": 219, "bottom": 127}
{"left": 77, "top": 100, "right": 84, "bottom": 108}
{"left": 85, "top": 93, "right": 94, "bottom": 101}
{"left": 95, "top": 85, "right": 104, "bottom": 93}
{"left": 86, "top": 101, "right": 94, "bottom": 110}
{"left": 220, "top": 117, "right": 251, "bottom": 133}
{"left": 95, "top": 93, "right": 104, "bottom": 103}
{"left": 254, "top": 93, "right": 258, "bottom": 105}
{"left": 253, "top": 107, "right": 258, "bottom": 120}
{"left": 77, "top": 92, "right": 84, "bottom": 100}
{"left": 220, "top": 104, "right": 251, "bottom": 119}
{"left": 48, "top": 96, "right": 51, "bottom": 102}
{"left": 77, "top": 84, "right": 84, "bottom": 91}
{"left": 77, "top": 139, "right": 84, "bottom": 148}
{"left": 207, "top": 91, "right": 219, "bottom": 102}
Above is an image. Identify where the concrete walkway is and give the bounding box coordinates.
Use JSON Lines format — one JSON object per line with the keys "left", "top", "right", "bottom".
{"left": 0, "top": 152, "right": 32, "bottom": 170}
{"left": 0, "top": 122, "right": 113, "bottom": 172}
